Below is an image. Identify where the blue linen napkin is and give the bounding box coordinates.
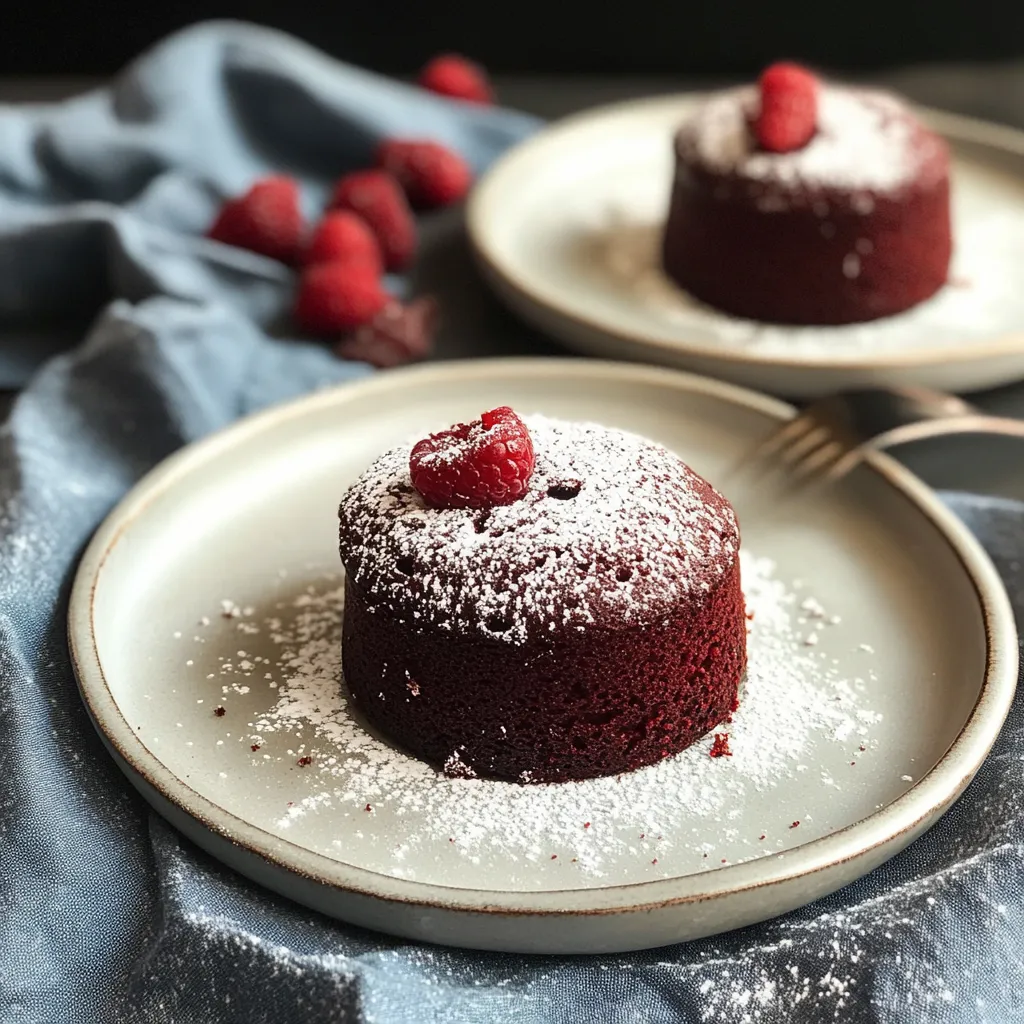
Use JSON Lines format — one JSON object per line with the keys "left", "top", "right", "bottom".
{"left": 3, "top": 21, "right": 1024, "bottom": 1024}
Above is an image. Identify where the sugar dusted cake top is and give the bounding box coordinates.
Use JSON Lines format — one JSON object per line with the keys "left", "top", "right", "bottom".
{"left": 676, "top": 83, "right": 948, "bottom": 197}
{"left": 338, "top": 416, "right": 739, "bottom": 644}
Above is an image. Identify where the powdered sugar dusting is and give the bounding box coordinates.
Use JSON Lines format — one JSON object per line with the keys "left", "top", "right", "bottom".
{"left": 682, "top": 84, "right": 937, "bottom": 194}
{"left": 217, "top": 550, "right": 883, "bottom": 888}
{"left": 338, "top": 416, "right": 738, "bottom": 644}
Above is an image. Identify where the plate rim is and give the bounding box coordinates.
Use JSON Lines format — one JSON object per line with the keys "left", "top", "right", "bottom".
{"left": 466, "top": 92, "right": 1024, "bottom": 371}
{"left": 68, "top": 357, "right": 1019, "bottom": 917}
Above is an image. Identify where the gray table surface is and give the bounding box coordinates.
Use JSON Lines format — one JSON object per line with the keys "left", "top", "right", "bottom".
{"left": 5, "top": 66, "right": 1024, "bottom": 429}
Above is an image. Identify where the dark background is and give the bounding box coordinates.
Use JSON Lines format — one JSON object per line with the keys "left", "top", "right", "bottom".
{"left": 4, "top": 1, "right": 1024, "bottom": 76}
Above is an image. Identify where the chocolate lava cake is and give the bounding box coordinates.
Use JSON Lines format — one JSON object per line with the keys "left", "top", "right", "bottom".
{"left": 337, "top": 410, "right": 746, "bottom": 784}
{"left": 662, "top": 63, "right": 952, "bottom": 325}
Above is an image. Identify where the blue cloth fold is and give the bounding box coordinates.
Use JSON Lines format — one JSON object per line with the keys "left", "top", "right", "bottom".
{"left": 3, "top": 21, "right": 1024, "bottom": 1024}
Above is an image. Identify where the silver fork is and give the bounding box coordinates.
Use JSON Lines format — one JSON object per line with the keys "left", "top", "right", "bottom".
{"left": 732, "top": 385, "right": 1024, "bottom": 491}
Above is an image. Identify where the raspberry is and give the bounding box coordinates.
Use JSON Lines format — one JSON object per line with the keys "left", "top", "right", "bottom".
{"left": 330, "top": 171, "right": 417, "bottom": 272}
{"left": 410, "top": 406, "right": 535, "bottom": 509}
{"left": 294, "top": 262, "right": 389, "bottom": 336}
{"left": 755, "top": 62, "right": 818, "bottom": 153}
{"left": 207, "top": 175, "right": 304, "bottom": 264}
{"left": 335, "top": 296, "right": 439, "bottom": 368}
{"left": 376, "top": 140, "right": 472, "bottom": 209}
{"left": 418, "top": 54, "right": 494, "bottom": 105}
{"left": 304, "top": 211, "right": 383, "bottom": 274}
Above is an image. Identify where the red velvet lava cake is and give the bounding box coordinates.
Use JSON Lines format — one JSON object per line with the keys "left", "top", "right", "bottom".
{"left": 662, "top": 63, "right": 952, "bottom": 325}
{"left": 337, "top": 407, "right": 746, "bottom": 784}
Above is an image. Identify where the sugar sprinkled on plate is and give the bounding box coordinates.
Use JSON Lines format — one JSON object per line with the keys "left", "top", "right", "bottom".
{"left": 201, "top": 550, "right": 884, "bottom": 885}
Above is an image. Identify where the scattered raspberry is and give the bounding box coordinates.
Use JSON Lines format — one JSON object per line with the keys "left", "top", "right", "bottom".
{"left": 330, "top": 171, "right": 416, "bottom": 271}
{"left": 583, "top": 822, "right": 591, "bottom": 829}
{"left": 207, "top": 175, "right": 304, "bottom": 264}
{"left": 251, "top": 744, "right": 261, "bottom": 752}
{"left": 213, "top": 706, "right": 226, "bottom": 717}
{"left": 376, "top": 140, "right": 472, "bottom": 208}
{"left": 294, "top": 263, "right": 389, "bottom": 336}
{"left": 297, "top": 756, "right": 312, "bottom": 766}
{"left": 410, "top": 406, "right": 535, "bottom": 509}
{"left": 790, "top": 820, "right": 800, "bottom": 829}
{"left": 755, "top": 62, "right": 818, "bottom": 153}
{"left": 709, "top": 733, "right": 733, "bottom": 758}
{"left": 418, "top": 53, "right": 494, "bottom": 105}
{"left": 304, "top": 211, "right": 383, "bottom": 274}
{"left": 335, "top": 296, "right": 439, "bottom": 368}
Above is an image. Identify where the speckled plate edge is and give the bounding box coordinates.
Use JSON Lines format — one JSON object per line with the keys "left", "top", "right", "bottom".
{"left": 68, "top": 359, "right": 1019, "bottom": 953}
{"left": 467, "top": 97, "right": 1024, "bottom": 397}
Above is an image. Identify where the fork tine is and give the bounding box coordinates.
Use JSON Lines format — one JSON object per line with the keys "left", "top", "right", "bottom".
{"left": 726, "top": 434, "right": 840, "bottom": 521}
{"left": 751, "top": 413, "right": 820, "bottom": 460}
{"left": 767, "top": 442, "right": 865, "bottom": 515}
{"left": 789, "top": 438, "right": 854, "bottom": 482}
{"left": 820, "top": 445, "right": 868, "bottom": 484}
{"left": 725, "top": 413, "right": 821, "bottom": 484}
{"left": 776, "top": 423, "right": 835, "bottom": 467}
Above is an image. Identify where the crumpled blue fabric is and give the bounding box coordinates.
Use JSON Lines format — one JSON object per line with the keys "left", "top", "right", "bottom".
{"left": 2, "top": 21, "right": 1024, "bottom": 1024}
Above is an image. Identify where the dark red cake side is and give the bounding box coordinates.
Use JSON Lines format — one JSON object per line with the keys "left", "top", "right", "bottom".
{"left": 662, "top": 83, "right": 952, "bottom": 325}
{"left": 342, "top": 555, "right": 745, "bottom": 783}
{"left": 338, "top": 415, "right": 747, "bottom": 784}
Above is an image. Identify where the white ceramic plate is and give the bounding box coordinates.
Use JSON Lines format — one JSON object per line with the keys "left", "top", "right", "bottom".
{"left": 69, "top": 359, "right": 1017, "bottom": 953}
{"left": 468, "top": 96, "right": 1024, "bottom": 398}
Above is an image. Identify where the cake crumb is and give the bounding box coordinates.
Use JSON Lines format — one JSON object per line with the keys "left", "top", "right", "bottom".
{"left": 709, "top": 733, "right": 733, "bottom": 758}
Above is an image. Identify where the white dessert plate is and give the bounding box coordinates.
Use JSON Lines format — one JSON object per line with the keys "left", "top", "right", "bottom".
{"left": 68, "top": 358, "right": 1017, "bottom": 953}
{"left": 468, "top": 95, "right": 1024, "bottom": 398}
